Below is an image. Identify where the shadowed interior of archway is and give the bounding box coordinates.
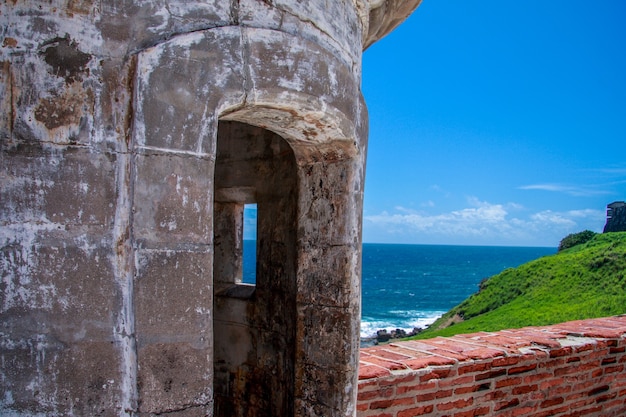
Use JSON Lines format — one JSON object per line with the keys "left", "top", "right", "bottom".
{"left": 213, "top": 120, "right": 298, "bottom": 416}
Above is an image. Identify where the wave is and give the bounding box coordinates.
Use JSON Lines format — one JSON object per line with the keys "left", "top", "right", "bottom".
{"left": 360, "top": 310, "right": 446, "bottom": 338}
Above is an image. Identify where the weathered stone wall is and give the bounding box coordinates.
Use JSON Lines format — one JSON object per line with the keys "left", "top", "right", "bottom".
{"left": 1, "top": 1, "right": 421, "bottom": 416}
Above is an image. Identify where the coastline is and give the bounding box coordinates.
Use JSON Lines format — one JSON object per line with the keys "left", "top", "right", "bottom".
{"left": 359, "top": 245, "right": 556, "bottom": 348}
{"left": 360, "top": 314, "right": 442, "bottom": 347}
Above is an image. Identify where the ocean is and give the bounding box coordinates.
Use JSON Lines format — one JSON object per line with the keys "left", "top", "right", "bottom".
{"left": 242, "top": 241, "right": 556, "bottom": 338}
{"left": 360, "top": 243, "right": 555, "bottom": 338}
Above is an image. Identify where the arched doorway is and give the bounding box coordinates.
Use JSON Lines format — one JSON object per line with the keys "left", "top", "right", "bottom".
{"left": 213, "top": 120, "right": 298, "bottom": 416}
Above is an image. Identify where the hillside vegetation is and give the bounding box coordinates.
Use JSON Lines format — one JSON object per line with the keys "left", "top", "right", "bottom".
{"left": 413, "top": 232, "right": 626, "bottom": 339}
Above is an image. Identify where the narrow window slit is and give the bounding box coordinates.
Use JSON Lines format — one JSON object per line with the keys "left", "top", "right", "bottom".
{"left": 243, "top": 203, "right": 257, "bottom": 285}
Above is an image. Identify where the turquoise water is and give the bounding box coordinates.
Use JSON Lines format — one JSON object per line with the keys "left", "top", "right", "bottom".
{"left": 360, "top": 243, "right": 555, "bottom": 337}
{"left": 242, "top": 241, "right": 555, "bottom": 337}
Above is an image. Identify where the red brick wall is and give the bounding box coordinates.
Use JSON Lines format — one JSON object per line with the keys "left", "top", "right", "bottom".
{"left": 357, "top": 316, "right": 626, "bottom": 416}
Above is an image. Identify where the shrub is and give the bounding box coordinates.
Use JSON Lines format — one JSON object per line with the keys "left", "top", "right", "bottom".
{"left": 558, "top": 230, "right": 597, "bottom": 252}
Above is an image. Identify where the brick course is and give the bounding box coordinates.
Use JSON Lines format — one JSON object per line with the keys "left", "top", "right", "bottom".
{"left": 358, "top": 316, "right": 626, "bottom": 416}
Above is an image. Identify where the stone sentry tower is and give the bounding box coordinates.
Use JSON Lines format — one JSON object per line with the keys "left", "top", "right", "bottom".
{"left": 1, "top": 1, "right": 421, "bottom": 416}
{"left": 604, "top": 201, "right": 626, "bottom": 233}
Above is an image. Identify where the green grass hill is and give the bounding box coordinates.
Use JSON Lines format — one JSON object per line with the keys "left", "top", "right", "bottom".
{"left": 413, "top": 231, "right": 626, "bottom": 340}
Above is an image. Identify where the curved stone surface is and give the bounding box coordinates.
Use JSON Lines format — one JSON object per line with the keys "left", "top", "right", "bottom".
{"left": 364, "top": 0, "right": 423, "bottom": 49}
{"left": 1, "top": 1, "right": 420, "bottom": 416}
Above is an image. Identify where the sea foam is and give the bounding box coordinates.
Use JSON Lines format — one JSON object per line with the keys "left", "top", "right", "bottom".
{"left": 360, "top": 310, "right": 446, "bottom": 338}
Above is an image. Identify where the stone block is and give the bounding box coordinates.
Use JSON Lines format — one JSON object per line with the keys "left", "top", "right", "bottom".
{"left": 243, "top": 28, "right": 360, "bottom": 144}
{"left": 297, "top": 304, "right": 358, "bottom": 368}
{"left": 296, "top": 244, "right": 361, "bottom": 308}
{"left": 297, "top": 159, "right": 362, "bottom": 246}
{"left": 134, "top": 27, "right": 245, "bottom": 153}
{"left": 271, "top": 0, "right": 361, "bottom": 58}
{"left": 239, "top": 0, "right": 362, "bottom": 71}
{"left": 100, "top": 1, "right": 231, "bottom": 58}
{"left": 134, "top": 248, "right": 213, "bottom": 413}
{"left": 213, "top": 295, "right": 254, "bottom": 369}
{"left": 134, "top": 248, "right": 212, "bottom": 347}
{"left": 0, "top": 146, "right": 116, "bottom": 227}
{"left": 296, "top": 363, "right": 355, "bottom": 416}
{"left": 136, "top": 342, "right": 212, "bottom": 414}
{"left": 1, "top": 230, "right": 118, "bottom": 327}
{"left": 0, "top": 339, "right": 123, "bottom": 416}
{"left": 6, "top": 44, "right": 96, "bottom": 147}
{"left": 133, "top": 151, "right": 213, "bottom": 248}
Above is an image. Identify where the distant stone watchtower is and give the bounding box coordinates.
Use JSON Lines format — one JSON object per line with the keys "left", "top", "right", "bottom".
{"left": 604, "top": 201, "right": 626, "bottom": 233}
{"left": 1, "top": 1, "right": 422, "bottom": 416}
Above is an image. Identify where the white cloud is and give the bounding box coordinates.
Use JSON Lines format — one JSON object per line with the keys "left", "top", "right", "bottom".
{"left": 518, "top": 183, "right": 611, "bottom": 197}
{"left": 394, "top": 206, "right": 418, "bottom": 214}
{"left": 519, "top": 184, "right": 568, "bottom": 192}
{"left": 363, "top": 197, "right": 606, "bottom": 247}
{"left": 566, "top": 209, "right": 604, "bottom": 218}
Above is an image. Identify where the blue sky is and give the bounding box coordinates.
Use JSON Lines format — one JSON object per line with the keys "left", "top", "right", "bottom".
{"left": 361, "top": 0, "right": 626, "bottom": 247}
